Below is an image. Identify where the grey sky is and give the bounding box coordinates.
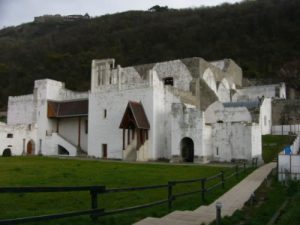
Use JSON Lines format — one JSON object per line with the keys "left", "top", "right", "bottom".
{"left": 0, "top": 0, "right": 243, "bottom": 28}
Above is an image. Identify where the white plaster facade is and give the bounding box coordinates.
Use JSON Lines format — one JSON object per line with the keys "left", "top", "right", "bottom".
{"left": 0, "top": 57, "right": 287, "bottom": 163}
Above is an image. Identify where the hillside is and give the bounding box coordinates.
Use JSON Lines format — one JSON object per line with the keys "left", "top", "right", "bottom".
{"left": 0, "top": 0, "right": 299, "bottom": 109}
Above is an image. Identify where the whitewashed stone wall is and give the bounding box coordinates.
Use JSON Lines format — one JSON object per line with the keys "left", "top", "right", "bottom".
{"left": 217, "top": 79, "right": 231, "bottom": 102}
{"left": 202, "top": 125, "right": 213, "bottom": 162}
{"left": 6, "top": 79, "right": 89, "bottom": 156}
{"left": 203, "top": 68, "right": 217, "bottom": 94}
{"left": 205, "top": 101, "right": 252, "bottom": 124}
{"left": 259, "top": 98, "right": 272, "bottom": 135}
{"left": 212, "top": 122, "right": 261, "bottom": 162}
{"left": 88, "top": 87, "right": 154, "bottom": 159}
{"left": 3, "top": 57, "right": 279, "bottom": 163}
{"left": 58, "top": 117, "right": 88, "bottom": 152}
{"left": 233, "top": 83, "right": 286, "bottom": 102}
{"left": 171, "top": 103, "right": 204, "bottom": 162}
{"left": 0, "top": 122, "right": 37, "bottom": 156}
{"left": 153, "top": 60, "right": 193, "bottom": 92}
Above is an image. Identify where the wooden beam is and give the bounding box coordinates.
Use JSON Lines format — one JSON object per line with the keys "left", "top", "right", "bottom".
{"left": 127, "top": 128, "right": 130, "bottom": 145}
{"left": 123, "top": 129, "right": 125, "bottom": 150}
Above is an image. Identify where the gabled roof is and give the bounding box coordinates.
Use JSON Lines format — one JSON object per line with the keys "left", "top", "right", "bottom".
{"left": 48, "top": 99, "right": 88, "bottom": 118}
{"left": 119, "top": 101, "right": 150, "bottom": 130}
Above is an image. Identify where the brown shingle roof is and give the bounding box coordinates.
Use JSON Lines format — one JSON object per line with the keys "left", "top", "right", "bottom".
{"left": 48, "top": 99, "right": 88, "bottom": 118}
{"left": 119, "top": 101, "right": 150, "bottom": 130}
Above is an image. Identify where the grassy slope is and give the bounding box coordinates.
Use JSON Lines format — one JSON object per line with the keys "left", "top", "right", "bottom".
{"left": 0, "top": 157, "right": 250, "bottom": 225}
{"left": 262, "top": 135, "right": 295, "bottom": 163}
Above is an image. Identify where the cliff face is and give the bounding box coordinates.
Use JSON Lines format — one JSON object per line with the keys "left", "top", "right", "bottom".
{"left": 0, "top": 0, "right": 299, "bottom": 109}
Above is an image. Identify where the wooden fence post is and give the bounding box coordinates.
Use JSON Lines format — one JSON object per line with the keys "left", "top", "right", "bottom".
{"left": 90, "top": 190, "right": 98, "bottom": 221}
{"left": 220, "top": 171, "right": 225, "bottom": 189}
{"left": 168, "top": 182, "right": 174, "bottom": 211}
{"left": 201, "top": 178, "right": 206, "bottom": 203}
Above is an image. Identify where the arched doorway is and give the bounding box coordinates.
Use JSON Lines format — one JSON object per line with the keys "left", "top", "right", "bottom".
{"left": 2, "top": 148, "right": 12, "bottom": 157}
{"left": 26, "top": 140, "right": 35, "bottom": 155}
{"left": 180, "top": 137, "right": 194, "bottom": 162}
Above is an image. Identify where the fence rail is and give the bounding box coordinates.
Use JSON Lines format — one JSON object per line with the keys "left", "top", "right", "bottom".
{"left": 0, "top": 159, "right": 258, "bottom": 225}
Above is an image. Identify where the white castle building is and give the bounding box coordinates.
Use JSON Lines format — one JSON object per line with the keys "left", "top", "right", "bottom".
{"left": 0, "top": 57, "right": 286, "bottom": 163}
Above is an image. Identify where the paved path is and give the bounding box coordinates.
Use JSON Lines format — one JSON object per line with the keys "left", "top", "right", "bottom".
{"left": 134, "top": 162, "right": 276, "bottom": 225}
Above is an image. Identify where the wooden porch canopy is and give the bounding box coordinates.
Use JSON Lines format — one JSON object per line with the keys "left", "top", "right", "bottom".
{"left": 47, "top": 99, "right": 88, "bottom": 118}
{"left": 119, "top": 101, "right": 150, "bottom": 150}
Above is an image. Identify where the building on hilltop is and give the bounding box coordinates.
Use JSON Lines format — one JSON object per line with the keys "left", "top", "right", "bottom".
{"left": 34, "top": 13, "right": 90, "bottom": 23}
{"left": 0, "top": 57, "right": 287, "bottom": 163}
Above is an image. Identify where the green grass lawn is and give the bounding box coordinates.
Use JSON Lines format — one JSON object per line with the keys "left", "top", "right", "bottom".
{"left": 0, "top": 157, "right": 251, "bottom": 225}
{"left": 262, "top": 135, "right": 295, "bottom": 163}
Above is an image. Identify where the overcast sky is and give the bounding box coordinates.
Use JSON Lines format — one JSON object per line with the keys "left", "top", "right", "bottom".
{"left": 0, "top": 0, "right": 243, "bottom": 28}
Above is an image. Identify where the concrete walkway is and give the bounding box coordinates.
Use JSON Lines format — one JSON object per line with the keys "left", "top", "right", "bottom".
{"left": 134, "top": 162, "right": 276, "bottom": 225}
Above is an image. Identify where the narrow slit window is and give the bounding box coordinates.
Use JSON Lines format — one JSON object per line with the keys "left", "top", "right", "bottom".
{"left": 104, "top": 109, "right": 107, "bottom": 118}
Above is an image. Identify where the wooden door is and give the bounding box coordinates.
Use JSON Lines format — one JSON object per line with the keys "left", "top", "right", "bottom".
{"left": 27, "top": 141, "right": 33, "bottom": 155}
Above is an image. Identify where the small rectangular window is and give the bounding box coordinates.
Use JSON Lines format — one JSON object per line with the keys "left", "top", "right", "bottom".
{"left": 163, "top": 77, "right": 174, "bottom": 86}
{"left": 7, "top": 133, "right": 13, "bottom": 138}
{"left": 104, "top": 109, "right": 107, "bottom": 118}
{"left": 216, "top": 147, "right": 219, "bottom": 156}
